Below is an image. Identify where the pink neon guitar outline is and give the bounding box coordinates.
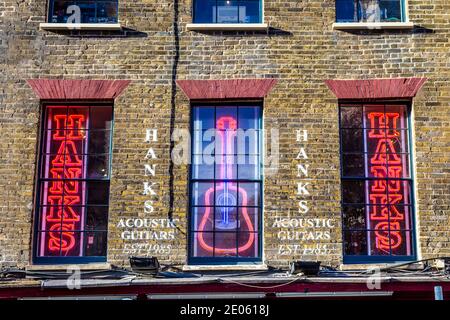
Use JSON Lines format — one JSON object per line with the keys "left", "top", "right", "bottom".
{"left": 197, "top": 116, "right": 255, "bottom": 255}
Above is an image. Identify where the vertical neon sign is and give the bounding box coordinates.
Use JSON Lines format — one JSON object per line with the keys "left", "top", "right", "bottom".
{"left": 197, "top": 116, "right": 255, "bottom": 255}
{"left": 40, "top": 107, "right": 88, "bottom": 256}
{"left": 366, "top": 110, "right": 409, "bottom": 255}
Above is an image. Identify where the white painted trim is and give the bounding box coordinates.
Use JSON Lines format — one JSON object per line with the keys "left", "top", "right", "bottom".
{"left": 26, "top": 263, "right": 111, "bottom": 271}
{"left": 40, "top": 23, "right": 122, "bottom": 31}
{"left": 332, "top": 22, "right": 414, "bottom": 30}
{"left": 182, "top": 264, "right": 268, "bottom": 271}
{"left": 186, "top": 23, "right": 268, "bottom": 31}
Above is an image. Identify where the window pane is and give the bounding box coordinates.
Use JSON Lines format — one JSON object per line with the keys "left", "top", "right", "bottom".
{"left": 36, "top": 105, "right": 112, "bottom": 261}
{"left": 87, "top": 181, "right": 110, "bottom": 205}
{"left": 340, "top": 129, "right": 363, "bottom": 152}
{"left": 191, "top": 182, "right": 215, "bottom": 206}
{"left": 87, "top": 154, "right": 110, "bottom": 178}
{"left": 238, "top": 107, "right": 260, "bottom": 130}
{"left": 215, "top": 207, "right": 238, "bottom": 231}
{"left": 49, "top": 0, "right": 118, "bottom": 23}
{"left": 336, "top": 0, "right": 403, "bottom": 23}
{"left": 190, "top": 104, "right": 262, "bottom": 262}
{"left": 194, "top": 0, "right": 261, "bottom": 23}
{"left": 340, "top": 105, "right": 362, "bottom": 128}
{"left": 238, "top": 233, "right": 258, "bottom": 257}
{"left": 238, "top": 207, "right": 259, "bottom": 232}
{"left": 86, "top": 206, "right": 108, "bottom": 231}
{"left": 192, "top": 232, "right": 214, "bottom": 257}
{"left": 192, "top": 155, "right": 215, "bottom": 179}
{"left": 344, "top": 231, "right": 367, "bottom": 256}
{"left": 342, "top": 154, "right": 365, "bottom": 177}
{"left": 84, "top": 231, "right": 108, "bottom": 256}
{"left": 343, "top": 205, "right": 366, "bottom": 230}
{"left": 193, "top": 107, "right": 215, "bottom": 130}
{"left": 342, "top": 180, "right": 365, "bottom": 204}
{"left": 380, "top": 0, "right": 402, "bottom": 22}
{"left": 90, "top": 106, "right": 113, "bottom": 129}
{"left": 214, "top": 232, "right": 237, "bottom": 257}
{"left": 88, "top": 130, "right": 111, "bottom": 154}
{"left": 341, "top": 103, "right": 414, "bottom": 261}
{"left": 192, "top": 207, "right": 214, "bottom": 232}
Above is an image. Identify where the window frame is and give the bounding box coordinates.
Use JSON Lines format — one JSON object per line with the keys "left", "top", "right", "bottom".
{"left": 338, "top": 100, "right": 417, "bottom": 264}
{"left": 41, "top": 0, "right": 122, "bottom": 30}
{"left": 32, "top": 101, "right": 114, "bottom": 265}
{"left": 188, "top": 101, "right": 264, "bottom": 265}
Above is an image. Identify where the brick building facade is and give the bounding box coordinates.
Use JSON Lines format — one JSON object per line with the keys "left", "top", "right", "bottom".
{"left": 0, "top": 0, "right": 449, "bottom": 279}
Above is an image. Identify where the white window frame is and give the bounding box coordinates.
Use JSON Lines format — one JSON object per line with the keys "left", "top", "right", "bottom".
{"left": 333, "top": 0, "right": 414, "bottom": 30}
{"left": 186, "top": 0, "right": 268, "bottom": 31}
{"left": 40, "top": 0, "right": 122, "bottom": 31}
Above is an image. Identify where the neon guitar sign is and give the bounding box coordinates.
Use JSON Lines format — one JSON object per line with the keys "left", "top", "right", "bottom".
{"left": 197, "top": 116, "right": 255, "bottom": 255}
{"left": 40, "top": 110, "right": 87, "bottom": 256}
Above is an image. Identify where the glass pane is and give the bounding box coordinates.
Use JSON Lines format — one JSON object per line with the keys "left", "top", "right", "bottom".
{"left": 192, "top": 207, "right": 214, "bottom": 232}
{"left": 342, "top": 180, "right": 365, "bottom": 204}
{"left": 343, "top": 205, "right": 366, "bottom": 230}
{"left": 236, "top": 130, "right": 259, "bottom": 155}
{"left": 191, "top": 182, "right": 214, "bottom": 206}
{"left": 192, "top": 155, "right": 214, "bottom": 179}
{"left": 336, "top": 0, "right": 357, "bottom": 23}
{"left": 87, "top": 181, "right": 110, "bottom": 205}
{"left": 340, "top": 105, "right": 362, "bottom": 128}
{"left": 214, "top": 206, "right": 238, "bottom": 231}
{"left": 380, "top": 0, "right": 402, "bottom": 22}
{"left": 38, "top": 232, "right": 61, "bottom": 256}
{"left": 90, "top": 106, "right": 113, "bottom": 129}
{"left": 84, "top": 231, "right": 108, "bottom": 256}
{"left": 385, "top": 105, "right": 408, "bottom": 129}
{"left": 239, "top": 107, "right": 260, "bottom": 130}
{"left": 87, "top": 154, "right": 110, "bottom": 178}
{"left": 214, "top": 232, "right": 237, "bottom": 257}
{"left": 88, "top": 130, "right": 111, "bottom": 154}
{"left": 215, "top": 155, "right": 237, "bottom": 180}
{"left": 344, "top": 231, "right": 367, "bottom": 255}
{"left": 238, "top": 182, "right": 260, "bottom": 206}
{"left": 390, "top": 231, "right": 413, "bottom": 256}
{"left": 216, "top": 106, "right": 237, "bottom": 124}
{"left": 215, "top": 183, "right": 238, "bottom": 208}
{"left": 193, "top": 107, "right": 215, "bottom": 130}
{"left": 49, "top": 0, "right": 118, "bottom": 23}
{"left": 192, "top": 232, "right": 214, "bottom": 257}
{"left": 341, "top": 129, "right": 363, "bottom": 152}
{"left": 238, "top": 233, "right": 258, "bottom": 257}
{"left": 238, "top": 207, "right": 258, "bottom": 232}
{"left": 194, "top": 0, "right": 216, "bottom": 23}
{"left": 238, "top": 155, "right": 260, "bottom": 179}
{"left": 369, "top": 230, "right": 391, "bottom": 256}
{"left": 85, "top": 206, "right": 108, "bottom": 231}
{"left": 342, "top": 154, "right": 365, "bottom": 177}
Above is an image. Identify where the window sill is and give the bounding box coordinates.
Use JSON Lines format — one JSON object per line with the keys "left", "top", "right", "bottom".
{"left": 39, "top": 23, "right": 122, "bottom": 31}
{"left": 183, "top": 264, "right": 268, "bottom": 271}
{"left": 26, "top": 263, "right": 111, "bottom": 272}
{"left": 332, "top": 22, "right": 414, "bottom": 30}
{"left": 186, "top": 23, "right": 268, "bottom": 31}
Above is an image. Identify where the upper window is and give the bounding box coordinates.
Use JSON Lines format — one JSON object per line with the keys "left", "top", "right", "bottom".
{"left": 336, "top": 0, "right": 406, "bottom": 23}
{"left": 48, "top": 0, "right": 118, "bottom": 23}
{"left": 189, "top": 104, "right": 262, "bottom": 264}
{"left": 193, "top": 0, "right": 262, "bottom": 24}
{"left": 339, "top": 102, "right": 416, "bottom": 263}
{"left": 34, "top": 104, "right": 113, "bottom": 264}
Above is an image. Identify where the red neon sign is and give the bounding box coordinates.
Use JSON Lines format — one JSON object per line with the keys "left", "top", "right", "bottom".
{"left": 197, "top": 116, "right": 255, "bottom": 255}
{"left": 366, "top": 111, "right": 408, "bottom": 254}
{"left": 40, "top": 108, "right": 88, "bottom": 256}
